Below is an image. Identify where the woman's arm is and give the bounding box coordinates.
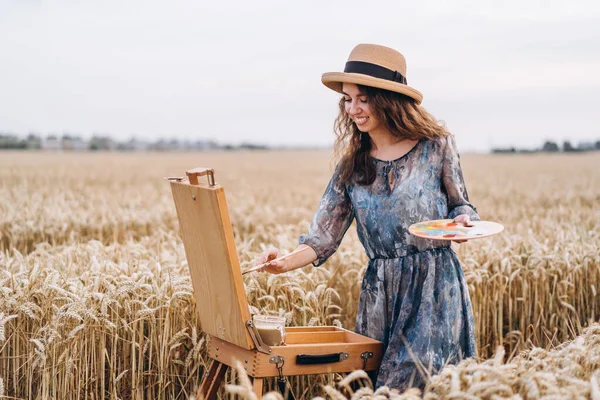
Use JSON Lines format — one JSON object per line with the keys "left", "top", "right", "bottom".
{"left": 263, "top": 244, "right": 318, "bottom": 274}
{"left": 258, "top": 164, "right": 354, "bottom": 274}
{"left": 298, "top": 165, "right": 355, "bottom": 267}
{"left": 442, "top": 134, "right": 480, "bottom": 221}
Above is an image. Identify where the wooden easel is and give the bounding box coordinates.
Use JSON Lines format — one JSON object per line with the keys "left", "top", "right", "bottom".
{"left": 168, "top": 168, "right": 383, "bottom": 399}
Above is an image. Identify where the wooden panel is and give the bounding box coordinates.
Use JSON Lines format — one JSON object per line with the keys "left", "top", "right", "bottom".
{"left": 254, "top": 342, "right": 383, "bottom": 377}
{"left": 208, "top": 336, "right": 258, "bottom": 376}
{"left": 209, "top": 334, "right": 384, "bottom": 378}
{"left": 208, "top": 327, "right": 383, "bottom": 377}
{"left": 285, "top": 327, "right": 380, "bottom": 344}
{"left": 285, "top": 326, "right": 342, "bottom": 333}
{"left": 341, "top": 329, "right": 382, "bottom": 344}
{"left": 285, "top": 331, "right": 347, "bottom": 344}
{"left": 170, "top": 181, "right": 253, "bottom": 350}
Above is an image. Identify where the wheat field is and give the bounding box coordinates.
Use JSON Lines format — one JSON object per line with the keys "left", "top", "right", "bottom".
{"left": 0, "top": 150, "right": 599, "bottom": 399}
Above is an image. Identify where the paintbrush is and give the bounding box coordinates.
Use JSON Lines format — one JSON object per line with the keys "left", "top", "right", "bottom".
{"left": 242, "top": 246, "right": 312, "bottom": 275}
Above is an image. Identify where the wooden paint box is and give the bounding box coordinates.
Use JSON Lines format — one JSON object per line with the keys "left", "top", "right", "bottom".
{"left": 167, "top": 168, "right": 383, "bottom": 398}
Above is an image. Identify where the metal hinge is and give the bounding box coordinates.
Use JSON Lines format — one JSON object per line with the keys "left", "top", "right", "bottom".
{"left": 246, "top": 319, "right": 272, "bottom": 355}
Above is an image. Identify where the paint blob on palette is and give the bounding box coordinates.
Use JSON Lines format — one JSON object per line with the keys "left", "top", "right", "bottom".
{"left": 408, "top": 219, "right": 504, "bottom": 241}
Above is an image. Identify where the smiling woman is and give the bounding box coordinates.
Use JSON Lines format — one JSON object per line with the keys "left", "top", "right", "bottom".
{"left": 255, "top": 43, "right": 480, "bottom": 393}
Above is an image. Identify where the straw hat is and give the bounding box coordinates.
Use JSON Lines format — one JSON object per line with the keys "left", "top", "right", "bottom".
{"left": 322, "top": 44, "right": 423, "bottom": 104}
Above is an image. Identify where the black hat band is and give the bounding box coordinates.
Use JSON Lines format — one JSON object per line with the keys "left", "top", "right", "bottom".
{"left": 344, "top": 61, "right": 407, "bottom": 85}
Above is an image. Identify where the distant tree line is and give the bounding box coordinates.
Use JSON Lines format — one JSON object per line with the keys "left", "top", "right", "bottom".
{"left": 0, "top": 133, "right": 270, "bottom": 151}
{"left": 492, "top": 140, "right": 600, "bottom": 154}
{"left": 2, "top": 132, "right": 598, "bottom": 153}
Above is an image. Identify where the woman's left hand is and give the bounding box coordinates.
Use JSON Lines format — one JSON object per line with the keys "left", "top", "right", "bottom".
{"left": 452, "top": 214, "right": 472, "bottom": 243}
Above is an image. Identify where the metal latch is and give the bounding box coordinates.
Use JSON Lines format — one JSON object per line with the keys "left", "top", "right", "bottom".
{"left": 361, "top": 351, "right": 374, "bottom": 370}
{"left": 270, "top": 355, "right": 285, "bottom": 380}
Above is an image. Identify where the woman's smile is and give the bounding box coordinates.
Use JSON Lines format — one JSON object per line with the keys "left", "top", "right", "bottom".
{"left": 354, "top": 116, "right": 370, "bottom": 126}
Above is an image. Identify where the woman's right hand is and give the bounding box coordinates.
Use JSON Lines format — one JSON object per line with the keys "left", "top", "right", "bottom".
{"left": 255, "top": 247, "right": 287, "bottom": 274}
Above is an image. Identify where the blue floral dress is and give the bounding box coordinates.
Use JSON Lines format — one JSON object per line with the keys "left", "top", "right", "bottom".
{"left": 299, "top": 134, "right": 478, "bottom": 391}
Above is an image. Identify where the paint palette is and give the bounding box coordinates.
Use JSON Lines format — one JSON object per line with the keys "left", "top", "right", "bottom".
{"left": 408, "top": 219, "right": 504, "bottom": 241}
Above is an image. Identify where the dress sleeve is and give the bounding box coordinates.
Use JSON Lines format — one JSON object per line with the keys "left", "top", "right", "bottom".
{"left": 299, "top": 166, "right": 355, "bottom": 267}
{"left": 442, "top": 135, "right": 480, "bottom": 221}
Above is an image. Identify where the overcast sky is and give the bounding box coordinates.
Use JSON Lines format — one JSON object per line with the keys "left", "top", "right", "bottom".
{"left": 1, "top": 0, "right": 599, "bottom": 151}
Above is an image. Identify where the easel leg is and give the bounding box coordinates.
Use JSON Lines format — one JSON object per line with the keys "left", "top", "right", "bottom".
{"left": 251, "top": 377, "right": 264, "bottom": 397}
{"left": 197, "top": 360, "right": 227, "bottom": 399}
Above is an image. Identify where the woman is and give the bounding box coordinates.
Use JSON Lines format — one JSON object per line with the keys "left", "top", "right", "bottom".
{"left": 257, "top": 43, "right": 478, "bottom": 392}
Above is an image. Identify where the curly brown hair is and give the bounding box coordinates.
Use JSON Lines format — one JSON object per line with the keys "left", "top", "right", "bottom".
{"left": 334, "top": 84, "right": 450, "bottom": 185}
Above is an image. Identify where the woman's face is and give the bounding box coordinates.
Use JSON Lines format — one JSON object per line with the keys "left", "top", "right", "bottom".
{"left": 342, "top": 83, "right": 381, "bottom": 133}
